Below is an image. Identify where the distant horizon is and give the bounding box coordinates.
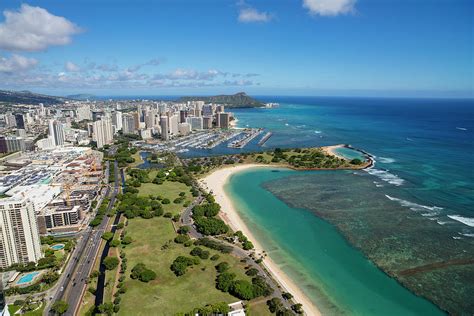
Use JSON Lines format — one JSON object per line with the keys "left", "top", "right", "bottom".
{"left": 0, "top": 1, "right": 472, "bottom": 99}
{"left": 16, "top": 89, "right": 474, "bottom": 100}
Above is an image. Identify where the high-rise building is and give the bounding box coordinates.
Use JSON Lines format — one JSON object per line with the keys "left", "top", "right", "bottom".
{"left": 144, "top": 110, "right": 156, "bottom": 129}
{"left": 178, "top": 123, "right": 191, "bottom": 136}
{"left": 49, "top": 120, "right": 65, "bottom": 147}
{"left": 4, "top": 113, "right": 16, "bottom": 128}
{"left": 169, "top": 114, "right": 179, "bottom": 135}
{"left": 216, "top": 105, "right": 225, "bottom": 113}
{"left": 76, "top": 104, "right": 92, "bottom": 121}
{"left": 203, "top": 116, "right": 213, "bottom": 129}
{"left": 202, "top": 104, "right": 214, "bottom": 117}
{"left": 0, "top": 136, "right": 26, "bottom": 153}
{"left": 179, "top": 110, "right": 187, "bottom": 123}
{"left": 0, "top": 197, "right": 42, "bottom": 268}
{"left": 122, "top": 114, "right": 137, "bottom": 134}
{"left": 14, "top": 114, "right": 25, "bottom": 129}
{"left": 112, "top": 111, "right": 123, "bottom": 131}
{"left": 187, "top": 116, "right": 203, "bottom": 130}
{"left": 218, "top": 113, "right": 231, "bottom": 129}
{"left": 160, "top": 116, "right": 169, "bottom": 140}
{"left": 93, "top": 118, "right": 113, "bottom": 148}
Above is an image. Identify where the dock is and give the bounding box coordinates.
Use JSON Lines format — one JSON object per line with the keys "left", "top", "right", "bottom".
{"left": 258, "top": 132, "right": 273, "bottom": 146}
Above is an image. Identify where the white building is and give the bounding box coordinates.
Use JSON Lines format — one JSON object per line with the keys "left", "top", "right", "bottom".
{"left": 36, "top": 137, "right": 55, "bottom": 150}
{"left": 0, "top": 197, "right": 42, "bottom": 268}
{"left": 122, "top": 114, "right": 137, "bottom": 135}
{"left": 49, "top": 120, "right": 65, "bottom": 147}
{"left": 112, "top": 111, "right": 123, "bottom": 132}
{"left": 76, "top": 104, "right": 92, "bottom": 121}
{"left": 169, "top": 114, "right": 179, "bottom": 136}
{"left": 93, "top": 118, "right": 113, "bottom": 149}
{"left": 187, "top": 116, "right": 203, "bottom": 131}
{"left": 178, "top": 123, "right": 191, "bottom": 136}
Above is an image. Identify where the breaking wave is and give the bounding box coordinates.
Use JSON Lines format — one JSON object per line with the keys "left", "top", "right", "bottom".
{"left": 378, "top": 157, "right": 396, "bottom": 164}
{"left": 366, "top": 169, "right": 405, "bottom": 186}
{"left": 385, "top": 195, "right": 443, "bottom": 216}
{"left": 447, "top": 215, "right": 474, "bottom": 227}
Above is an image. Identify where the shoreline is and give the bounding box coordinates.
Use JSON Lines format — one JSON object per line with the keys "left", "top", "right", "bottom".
{"left": 200, "top": 164, "right": 321, "bottom": 316}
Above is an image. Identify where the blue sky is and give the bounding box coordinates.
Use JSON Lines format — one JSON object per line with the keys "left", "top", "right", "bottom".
{"left": 0, "top": 0, "right": 472, "bottom": 97}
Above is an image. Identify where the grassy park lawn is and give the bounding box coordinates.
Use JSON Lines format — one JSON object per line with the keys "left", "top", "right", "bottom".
{"left": 118, "top": 217, "right": 251, "bottom": 315}
{"left": 137, "top": 179, "right": 193, "bottom": 215}
{"left": 247, "top": 299, "right": 273, "bottom": 315}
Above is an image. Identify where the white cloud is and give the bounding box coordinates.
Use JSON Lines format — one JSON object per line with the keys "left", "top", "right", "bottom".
{"left": 0, "top": 4, "right": 81, "bottom": 51}
{"left": 303, "top": 0, "right": 356, "bottom": 16}
{"left": 0, "top": 54, "right": 37, "bottom": 73}
{"left": 238, "top": 7, "right": 273, "bottom": 23}
{"left": 155, "top": 68, "right": 225, "bottom": 81}
{"left": 65, "top": 61, "right": 80, "bottom": 72}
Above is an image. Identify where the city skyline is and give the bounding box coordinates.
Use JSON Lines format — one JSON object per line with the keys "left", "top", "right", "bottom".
{"left": 0, "top": 0, "right": 472, "bottom": 98}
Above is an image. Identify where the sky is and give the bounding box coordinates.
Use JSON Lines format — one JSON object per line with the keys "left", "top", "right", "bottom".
{"left": 0, "top": 0, "right": 472, "bottom": 97}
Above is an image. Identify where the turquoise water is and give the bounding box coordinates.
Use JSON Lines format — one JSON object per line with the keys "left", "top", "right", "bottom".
{"left": 50, "top": 244, "right": 64, "bottom": 250}
{"left": 17, "top": 271, "right": 40, "bottom": 285}
{"left": 226, "top": 168, "right": 445, "bottom": 315}
{"left": 332, "top": 147, "right": 366, "bottom": 161}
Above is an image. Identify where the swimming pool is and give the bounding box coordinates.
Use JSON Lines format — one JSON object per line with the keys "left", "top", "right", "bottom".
{"left": 16, "top": 271, "right": 40, "bottom": 285}
{"left": 50, "top": 244, "right": 64, "bottom": 250}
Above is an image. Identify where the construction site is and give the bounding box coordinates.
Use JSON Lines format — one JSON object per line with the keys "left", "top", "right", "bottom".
{"left": 0, "top": 147, "right": 105, "bottom": 236}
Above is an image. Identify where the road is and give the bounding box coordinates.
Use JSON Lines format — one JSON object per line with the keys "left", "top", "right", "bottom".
{"left": 44, "top": 160, "right": 120, "bottom": 316}
{"left": 180, "top": 195, "right": 204, "bottom": 239}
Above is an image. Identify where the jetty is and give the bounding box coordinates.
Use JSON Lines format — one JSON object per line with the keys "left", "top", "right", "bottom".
{"left": 258, "top": 132, "right": 273, "bottom": 146}
{"left": 228, "top": 128, "right": 263, "bottom": 148}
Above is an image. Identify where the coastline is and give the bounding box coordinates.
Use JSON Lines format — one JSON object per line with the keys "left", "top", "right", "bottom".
{"left": 199, "top": 164, "right": 321, "bottom": 316}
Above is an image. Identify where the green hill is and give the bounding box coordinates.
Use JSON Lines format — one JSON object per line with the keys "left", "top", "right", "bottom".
{"left": 178, "top": 92, "right": 264, "bottom": 108}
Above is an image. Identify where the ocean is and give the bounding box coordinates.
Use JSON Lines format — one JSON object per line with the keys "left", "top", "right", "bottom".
{"left": 217, "top": 97, "right": 473, "bottom": 314}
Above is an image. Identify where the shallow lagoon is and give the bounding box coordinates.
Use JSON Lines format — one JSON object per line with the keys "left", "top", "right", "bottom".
{"left": 226, "top": 167, "right": 447, "bottom": 315}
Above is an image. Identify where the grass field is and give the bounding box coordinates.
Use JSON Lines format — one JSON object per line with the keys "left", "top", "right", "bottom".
{"left": 137, "top": 179, "right": 193, "bottom": 215}
{"left": 118, "top": 217, "right": 252, "bottom": 315}
{"left": 247, "top": 299, "right": 273, "bottom": 315}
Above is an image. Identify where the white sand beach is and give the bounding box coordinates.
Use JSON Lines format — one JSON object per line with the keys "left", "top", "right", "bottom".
{"left": 200, "top": 164, "right": 321, "bottom": 316}
{"left": 322, "top": 144, "right": 346, "bottom": 159}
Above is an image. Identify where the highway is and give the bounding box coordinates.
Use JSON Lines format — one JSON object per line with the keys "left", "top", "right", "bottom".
{"left": 44, "top": 160, "right": 120, "bottom": 316}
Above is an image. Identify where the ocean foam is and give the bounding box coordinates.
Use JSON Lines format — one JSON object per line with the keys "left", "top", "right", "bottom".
{"left": 460, "top": 233, "right": 474, "bottom": 238}
{"left": 366, "top": 169, "right": 405, "bottom": 186}
{"left": 447, "top": 215, "right": 474, "bottom": 227}
{"left": 378, "top": 157, "right": 396, "bottom": 164}
{"left": 385, "top": 195, "right": 443, "bottom": 216}
{"left": 456, "top": 127, "right": 467, "bottom": 131}
{"left": 314, "top": 130, "right": 322, "bottom": 134}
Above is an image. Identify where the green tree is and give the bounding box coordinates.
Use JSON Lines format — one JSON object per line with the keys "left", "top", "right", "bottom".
{"left": 101, "top": 232, "right": 114, "bottom": 241}
{"left": 103, "top": 256, "right": 119, "bottom": 270}
{"left": 230, "top": 280, "right": 255, "bottom": 300}
{"left": 215, "top": 262, "right": 230, "bottom": 273}
{"left": 51, "top": 300, "right": 69, "bottom": 315}
{"left": 216, "top": 272, "right": 236, "bottom": 292}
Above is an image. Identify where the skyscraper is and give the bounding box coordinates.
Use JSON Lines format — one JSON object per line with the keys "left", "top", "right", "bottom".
{"left": 112, "top": 111, "right": 123, "bottom": 131}
{"left": 93, "top": 118, "right": 113, "bottom": 148}
{"left": 122, "top": 114, "right": 137, "bottom": 134}
{"left": 49, "top": 120, "right": 65, "bottom": 147}
{"left": 160, "top": 116, "right": 169, "bottom": 140}
{"left": 218, "top": 113, "right": 230, "bottom": 129}
{"left": 0, "top": 197, "right": 42, "bottom": 268}
{"left": 14, "top": 114, "right": 25, "bottom": 129}
{"left": 169, "top": 114, "right": 179, "bottom": 136}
